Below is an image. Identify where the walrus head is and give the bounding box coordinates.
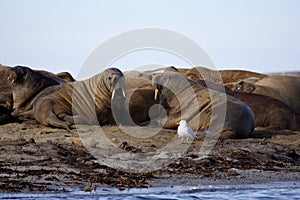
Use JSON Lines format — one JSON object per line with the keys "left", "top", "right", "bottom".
{"left": 152, "top": 71, "right": 190, "bottom": 101}
{"left": 101, "top": 68, "right": 130, "bottom": 125}
{"left": 163, "top": 66, "right": 179, "bottom": 73}
{"left": 5, "top": 66, "right": 29, "bottom": 85}
{"left": 235, "top": 81, "right": 255, "bottom": 93}
{"left": 104, "top": 68, "right": 126, "bottom": 100}
{"left": 152, "top": 67, "right": 180, "bottom": 100}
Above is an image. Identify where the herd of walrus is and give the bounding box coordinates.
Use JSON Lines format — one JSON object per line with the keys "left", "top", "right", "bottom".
{"left": 0, "top": 64, "right": 300, "bottom": 139}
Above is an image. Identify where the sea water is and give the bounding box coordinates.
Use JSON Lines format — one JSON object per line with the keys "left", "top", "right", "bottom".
{"left": 1, "top": 181, "right": 300, "bottom": 200}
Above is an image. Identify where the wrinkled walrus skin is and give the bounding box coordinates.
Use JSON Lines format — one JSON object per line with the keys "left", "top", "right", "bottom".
{"left": 185, "top": 67, "right": 267, "bottom": 84}
{"left": 32, "top": 68, "right": 127, "bottom": 130}
{"left": 153, "top": 71, "right": 255, "bottom": 139}
{"left": 229, "top": 76, "right": 300, "bottom": 115}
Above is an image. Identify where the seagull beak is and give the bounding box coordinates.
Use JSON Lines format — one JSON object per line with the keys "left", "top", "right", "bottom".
{"left": 176, "top": 122, "right": 180, "bottom": 125}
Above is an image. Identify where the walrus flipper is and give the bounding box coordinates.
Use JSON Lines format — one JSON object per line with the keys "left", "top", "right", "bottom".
{"left": 17, "top": 109, "right": 35, "bottom": 120}
{"left": 63, "top": 115, "right": 91, "bottom": 125}
{"left": 46, "top": 112, "right": 71, "bottom": 131}
{"left": 33, "top": 97, "right": 71, "bottom": 131}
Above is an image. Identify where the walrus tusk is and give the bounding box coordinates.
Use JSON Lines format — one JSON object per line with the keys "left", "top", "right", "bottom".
{"left": 111, "top": 89, "right": 115, "bottom": 100}
{"left": 122, "top": 89, "right": 126, "bottom": 98}
{"left": 11, "top": 79, "right": 15, "bottom": 84}
{"left": 154, "top": 88, "right": 159, "bottom": 100}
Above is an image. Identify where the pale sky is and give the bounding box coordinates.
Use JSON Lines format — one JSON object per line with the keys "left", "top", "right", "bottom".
{"left": 1, "top": 0, "right": 299, "bottom": 78}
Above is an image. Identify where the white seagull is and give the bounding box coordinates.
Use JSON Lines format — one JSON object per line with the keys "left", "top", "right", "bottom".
{"left": 177, "top": 120, "right": 197, "bottom": 142}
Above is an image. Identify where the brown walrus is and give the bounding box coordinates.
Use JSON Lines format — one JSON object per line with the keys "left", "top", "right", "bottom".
{"left": 124, "top": 73, "right": 159, "bottom": 125}
{"left": 0, "top": 65, "right": 13, "bottom": 109}
{"left": 55, "top": 71, "right": 76, "bottom": 82}
{"left": 5, "top": 66, "right": 62, "bottom": 117}
{"left": 183, "top": 77, "right": 300, "bottom": 131}
{"left": 228, "top": 76, "right": 300, "bottom": 114}
{"left": 185, "top": 67, "right": 267, "bottom": 84}
{"left": 36, "top": 70, "right": 69, "bottom": 84}
{"left": 143, "top": 66, "right": 189, "bottom": 77}
{"left": 31, "top": 68, "right": 127, "bottom": 129}
{"left": 229, "top": 92, "right": 300, "bottom": 130}
{"left": 0, "top": 66, "right": 14, "bottom": 123}
{"left": 124, "top": 70, "right": 153, "bottom": 81}
{"left": 1, "top": 65, "right": 74, "bottom": 123}
{"left": 269, "top": 71, "right": 300, "bottom": 77}
{"left": 152, "top": 71, "right": 255, "bottom": 139}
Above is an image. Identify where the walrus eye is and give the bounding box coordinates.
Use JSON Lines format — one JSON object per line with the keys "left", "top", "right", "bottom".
{"left": 108, "top": 76, "right": 115, "bottom": 84}
{"left": 236, "top": 85, "right": 242, "bottom": 91}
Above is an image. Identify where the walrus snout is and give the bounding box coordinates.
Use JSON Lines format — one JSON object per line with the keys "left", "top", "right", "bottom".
{"left": 111, "top": 87, "right": 126, "bottom": 100}
{"left": 5, "top": 71, "right": 17, "bottom": 84}
{"left": 5, "top": 66, "right": 28, "bottom": 84}
{"left": 111, "top": 79, "right": 126, "bottom": 100}
{"left": 110, "top": 73, "right": 126, "bottom": 100}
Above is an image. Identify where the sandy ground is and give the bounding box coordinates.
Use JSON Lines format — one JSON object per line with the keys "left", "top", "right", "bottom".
{"left": 0, "top": 120, "right": 299, "bottom": 192}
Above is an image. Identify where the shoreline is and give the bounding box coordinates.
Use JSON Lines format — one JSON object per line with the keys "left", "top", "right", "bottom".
{"left": 149, "top": 170, "right": 300, "bottom": 187}
{"left": 0, "top": 122, "right": 299, "bottom": 192}
{"left": 1, "top": 179, "right": 300, "bottom": 197}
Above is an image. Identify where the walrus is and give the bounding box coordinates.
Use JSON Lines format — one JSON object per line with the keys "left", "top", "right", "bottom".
{"left": 152, "top": 71, "right": 255, "bottom": 139}
{"left": 55, "top": 72, "right": 76, "bottom": 82}
{"left": 229, "top": 92, "right": 300, "bottom": 130}
{"left": 124, "top": 70, "right": 152, "bottom": 81}
{"left": 124, "top": 74, "right": 160, "bottom": 125}
{"left": 35, "top": 70, "right": 71, "bottom": 84}
{"left": 185, "top": 67, "right": 267, "bottom": 84}
{"left": 0, "top": 66, "right": 14, "bottom": 123}
{"left": 0, "top": 66, "right": 13, "bottom": 123}
{"left": 229, "top": 76, "right": 300, "bottom": 114}
{"left": 184, "top": 76, "right": 300, "bottom": 131}
{"left": 2, "top": 65, "right": 70, "bottom": 84}
{"left": 143, "top": 66, "right": 189, "bottom": 77}
{"left": 31, "top": 68, "right": 127, "bottom": 129}
{"left": 0, "top": 66, "right": 13, "bottom": 110}
{"left": 269, "top": 71, "right": 300, "bottom": 77}
{"left": 1, "top": 65, "right": 73, "bottom": 123}
{"left": 5, "top": 66, "right": 62, "bottom": 117}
